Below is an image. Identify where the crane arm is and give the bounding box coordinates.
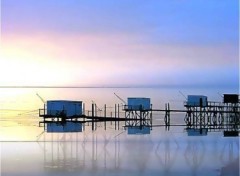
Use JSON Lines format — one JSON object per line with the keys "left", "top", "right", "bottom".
{"left": 179, "top": 91, "right": 187, "bottom": 100}
{"left": 36, "top": 93, "right": 45, "bottom": 104}
{"left": 114, "top": 93, "right": 127, "bottom": 104}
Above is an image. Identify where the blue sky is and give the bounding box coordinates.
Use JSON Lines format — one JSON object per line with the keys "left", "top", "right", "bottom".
{"left": 1, "top": 0, "right": 239, "bottom": 88}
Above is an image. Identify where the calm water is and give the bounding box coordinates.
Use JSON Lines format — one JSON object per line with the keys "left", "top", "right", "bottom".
{"left": 0, "top": 87, "right": 239, "bottom": 175}
{"left": 1, "top": 130, "right": 239, "bottom": 176}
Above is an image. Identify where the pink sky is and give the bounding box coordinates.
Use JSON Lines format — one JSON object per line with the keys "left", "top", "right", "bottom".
{"left": 1, "top": 0, "right": 239, "bottom": 88}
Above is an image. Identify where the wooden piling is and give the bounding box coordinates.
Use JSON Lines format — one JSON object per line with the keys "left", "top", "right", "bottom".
{"left": 92, "top": 103, "right": 94, "bottom": 131}
{"left": 118, "top": 104, "right": 120, "bottom": 130}
{"left": 104, "top": 104, "right": 106, "bottom": 130}
{"left": 115, "top": 104, "right": 117, "bottom": 130}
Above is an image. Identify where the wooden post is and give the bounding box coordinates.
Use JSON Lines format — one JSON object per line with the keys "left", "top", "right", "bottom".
{"left": 83, "top": 103, "right": 85, "bottom": 131}
{"left": 111, "top": 112, "right": 112, "bottom": 125}
{"left": 83, "top": 103, "right": 85, "bottom": 115}
{"left": 115, "top": 104, "right": 117, "bottom": 130}
{"left": 168, "top": 103, "right": 170, "bottom": 131}
{"left": 118, "top": 104, "right": 120, "bottom": 130}
{"left": 92, "top": 103, "right": 94, "bottom": 131}
{"left": 104, "top": 104, "right": 106, "bottom": 130}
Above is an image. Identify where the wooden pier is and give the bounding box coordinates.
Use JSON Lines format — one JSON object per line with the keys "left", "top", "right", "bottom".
{"left": 38, "top": 96, "right": 239, "bottom": 136}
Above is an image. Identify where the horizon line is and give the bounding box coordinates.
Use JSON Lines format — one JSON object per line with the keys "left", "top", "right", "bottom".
{"left": 0, "top": 84, "right": 238, "bottom": 89}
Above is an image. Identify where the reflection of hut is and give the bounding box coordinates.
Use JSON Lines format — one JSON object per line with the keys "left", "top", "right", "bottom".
{"left": 47, "top": 122, "right": 82, "bottom": 132}
{"left": 223, "top": 131, "right": 239, "bottom": 137}
{"left": 127, "top": 126, "right": 151, "bottom": 135}
{"left": 186, "top": 128, "right": 208, "bottom": 136}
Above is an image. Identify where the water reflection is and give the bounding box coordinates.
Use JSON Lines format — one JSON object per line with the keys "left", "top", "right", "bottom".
{"left": 219, "top": 139, "right": 239, "bottom": 176}
{"left": 184, "top": 139, "right": 205, "bottom": 176}
{"left": 39, "top": 132, "right": 122, "bottom": 175}
{"left": 127, "top": 126, "right": 151, "bottom": 135}
{"left": 186, "top": 128, "right": 208, "bottom": 136}
{"left": 155, "top": 133, "right": 179, "bottom": 175}
{"left": 1, "top": 130, "right": 239, "bottom": 176}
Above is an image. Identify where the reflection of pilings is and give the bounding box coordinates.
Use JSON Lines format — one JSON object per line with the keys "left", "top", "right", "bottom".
{"left": 40, "top": 132, "right": 123, "bottom": 174}
{"left": 184, "top": 139, "right": 205, "bottom": 176}
{"left": 123, "top": 136, "right": 153, "bottom": 174}
{"left": 91, "top": 133, "right": 97, "bottom": 173}
{"left": 155, "top": 135, "right": 179, "bottom": 175}
{"left": 42, "top": 133, "right": 87, "bottom": 173}
{"left": 114, "top": 135, "right": 120, "bottom": 170}
{"left": 219, "top": 138, "right": 239, "bottom": 176}
{"left": 219, "top": 139, "right": 239, "bottom": 165}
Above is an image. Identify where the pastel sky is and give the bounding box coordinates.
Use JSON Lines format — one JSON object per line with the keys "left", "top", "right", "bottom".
{"left": 1, "top": 0, "right": 239, "bottom": 88}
